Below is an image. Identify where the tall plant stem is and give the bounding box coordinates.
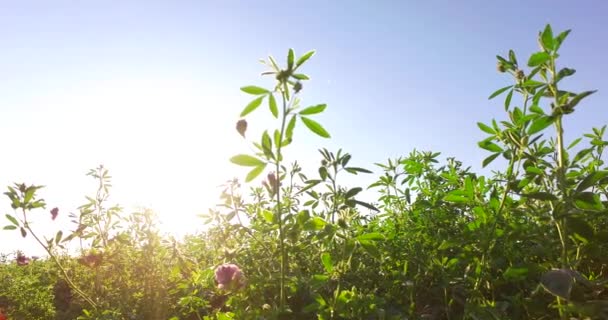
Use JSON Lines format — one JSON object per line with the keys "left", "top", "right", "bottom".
{"left": 21, "top": 210, "right": 98, "bottom": 309}
{"left": 548, "top": 55, "right": 569, "bottom": 269}
{"left": 276, "top": 86, "right": 291, "bottom": 312}
{"left": 475, "top": 90, "right": 529, "bottom": 291}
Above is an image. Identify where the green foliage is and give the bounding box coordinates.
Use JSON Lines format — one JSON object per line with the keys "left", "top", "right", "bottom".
{"left": 2, "top": 25, "right": 607, "bottom": 320}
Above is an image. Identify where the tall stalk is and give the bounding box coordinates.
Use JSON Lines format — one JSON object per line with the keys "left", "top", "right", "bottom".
{"left": 275, "top": 84, "right": 290, "bottom": 311}
{"left": 546, "top": 50, "right": 569, "bottom": 269}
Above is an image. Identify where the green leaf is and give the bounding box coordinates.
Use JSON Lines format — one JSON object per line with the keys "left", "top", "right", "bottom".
{"left": 292, "top": 74, "right": 310, "bottom": 80}
{"left": 525, "top": 166, "right": 544, "bottom": 175}
{"left": 344, "top": 167, "right": 373, "bottom": 174}
{"left": 496, "top": 54, "right": 509, "bottom": 64}
{"left": 521, "top": 79, "right": 545, "bottom": 88}
{"left": 527, "top": 115, "right": 555, "bottom": 135}
{"left": 301, "top": 117, "right": 330, "bottom": 138}
{"left": 299, "top": 104, "right": 327, "bottom": 115}
{"left": 29, "top": 200, "right": 45, "bottom": 209}
{"left": 296, "top": 50, "right": 315, "bottom": 68}
{"left": 296, "top": 179, "right": 321, "bottom": 195}
{"left": 508, "top": 49, "right": 518, "bottom": 65}
{"left": 296, "top": 210, "right": 310, "bottom": 226}
{"left": 321, "top": 252, "right": 333, "bottom": 273}
{"left": 287, "top": 48, "right": 295, "bottom": 70}
{"left": 528, "top": 52, "right": 551, "bottom": 67}
{"left": 273, "top": 129, "right": 281, "bottom": 150}
{"left": 55, "top": 230, "right": 63, "bottom": 244}
{"left": 567, "top": 217, "right": 594, "bottom": 241}
{"left": 319, "top": 166, "right": 328, "bottom": 181}
{"left": 556, "top": 68, "right": 576, "bottom": 83}
{"left": 9, "top": 198, "right": 20, "bottom": 209}
{"left": 443, "top": 193, "right": 470, "bottom": 203}
{"left": 566, "top": 90, "right": 597, "bottom": 109}
{"left": 540, "top": 24, "right": 555, "bottom": 51}
{"left": 24, "top": 187, "right": 36, "bottom": 204}
{"left": 229, "top": 154, "right": 266, "bottom": 167}
{"left": 240, "top": 96, "right": 265, "bottom": 117}
{"left": 5, "top": 214, "right": 19, "bottom": 226}
{"left": 573, "top": 192, "right": 604, "bottom": 211}
{"left": 240, "top": 86, "right": 269, "bottom": 95}
{"left": 286, "top": 115, "right": 297, "bottom": 140}
{"left": 3, "top": 225, "right": 17, "bottom": 230}
{"left": 340, "top": 154, "right": 351, "bottom": 167}
{"left": 477, "top": 122, "right": 495, "bottom": 134}
{"left": 353, "top": 200, "right": 379, "bottom": 212}
{"left": 554, "top": 29, "right": 571, "bottom": 51}
{"left": 504, "top": 89, "right": 513, "bottom": 110}
{"left": 304, "top": 216, "right": 326, "bottom": 231}
{"left": 503, "top": 266, "right": 529, "bottom": 281}
{"left": 482, "top": 153, "right": 501, "bottom": 168}
{"left": 358, "top": 240, "right": 381, "bottom": 260}
{"left": 216, "top": 313, "right": 235, "bottom": 320}
{"left": 268, "top": 93, "right": 278, "bottom": 118}
{"left": 262, "top": 210, "right": 274, "bottom": 224}
{"left": 576, "top": 171, "right": 608, "bottom": 192}
{"left": 488, "top": 85, "right": 512, "bottom": 100}
{"left": 522, "top": 192, "right": 558, "bottom": 201}
{"left": 357, "top": 232, "right": 385, "bottom": 241}
{"left": 261, "top": 131, "right": 273, "bottom": 159}
{"left": 478, "top": 140, "right": 503, "bottom": 153}
{"left": 573, "top": 148, "right": 593, "bottom": 164}
{"left": 268, "top": 55, "right": 279, "bottom": 70}
{"left": 530, "top": 104, "right": 545, "bottom": 114}
{"left": 245, "top": 164, "right": 267, "bottom": 182}
{"left": 567, "top": 137, "right": 582, "bottom": 150}
{"left": 345, "top": 187, "right": 362, "bottom": 199}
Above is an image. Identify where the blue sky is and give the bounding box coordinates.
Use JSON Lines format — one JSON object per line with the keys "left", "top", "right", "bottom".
{"left": 1, "top": 1, "right": 607, "bottom": 256}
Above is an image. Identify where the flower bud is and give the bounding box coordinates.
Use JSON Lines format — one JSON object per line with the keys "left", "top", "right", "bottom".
{"left": 267, "top": 172, "right": 279, "bottom": 195}
{"left": 236, "top": 119, "right": 247, "bottom": 138}
{"left": 497, "top": 62, "right": 507, "bottom": 73}
{"left": 214, "top": 263, "right": 245, "bottom": 291}
{"left": 16, "top": 252, "right": 30, "bottom": 266}
{"left": 50, "top": 207, "right": 59, "bottom": 220}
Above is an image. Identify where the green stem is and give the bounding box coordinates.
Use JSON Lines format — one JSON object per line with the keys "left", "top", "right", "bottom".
{"left": 475, "top": 88, "right": 529, "bottom": 291}
{"left": 276, "top": 87, "right": 290, "bottom": 312}
{"left": 549, "top": 54, "right": 569, "bottom": 269}
{"left": 22, "top": 210, "right": 98, "bottom": 309}
{"left": 329, "top": 165, "right": 340, "bottom": 224}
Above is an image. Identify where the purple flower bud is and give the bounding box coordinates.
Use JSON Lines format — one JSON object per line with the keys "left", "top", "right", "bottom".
{"left": 236, "top": 119, "right": 247, "bottom": 138}
{"left": 50, "top": 207, "right": 59, "bottom": 220}
{"left": 16, "top": 252, "right": 30, "bottom": 266}
{"left": 214, "top": 263, "right": 244, "bottom": 290}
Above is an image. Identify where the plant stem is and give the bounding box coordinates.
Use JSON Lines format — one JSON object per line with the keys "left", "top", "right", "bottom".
{"left": 21, "top": 209, "right": 98, "bottom": 309}
{"left": 549, "top": 54, "right": 569, "bottom": 269}
{"left": 276, "top": 87, "right": 290, "bottom": 312}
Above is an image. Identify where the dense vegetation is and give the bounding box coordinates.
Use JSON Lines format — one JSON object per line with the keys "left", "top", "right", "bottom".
{"left": 2, "top": 25, "right": 607, "bottom": 320}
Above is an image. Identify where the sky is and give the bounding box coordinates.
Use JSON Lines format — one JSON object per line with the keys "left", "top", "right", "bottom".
{"left": 1, "top": 0, "right": 607, "bottom": 256}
